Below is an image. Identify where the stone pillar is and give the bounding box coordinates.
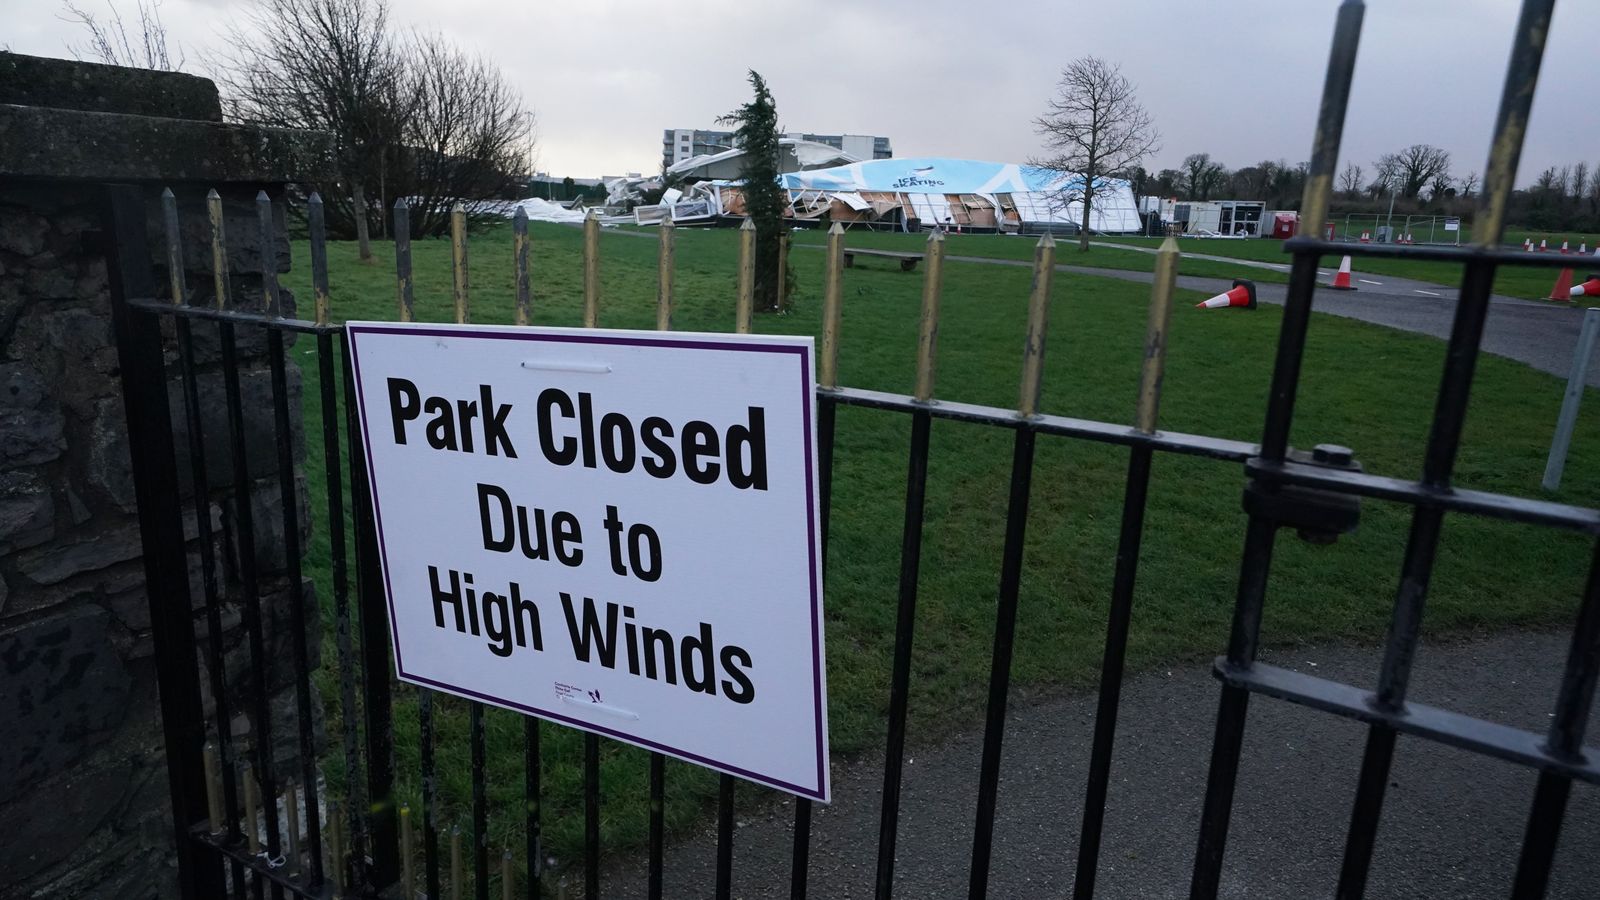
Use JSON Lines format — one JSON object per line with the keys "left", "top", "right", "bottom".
{"left": 0, "top": 52, "right": 334, "bottom": 898}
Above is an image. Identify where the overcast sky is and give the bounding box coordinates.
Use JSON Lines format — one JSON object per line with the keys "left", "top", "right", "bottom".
{"left": 5, "top": 0, "right": 1596, "bottom": 187}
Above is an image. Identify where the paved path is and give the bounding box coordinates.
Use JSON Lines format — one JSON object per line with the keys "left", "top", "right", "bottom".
{"left": 602, "top": 631, "right": 1599, "bottom": 898}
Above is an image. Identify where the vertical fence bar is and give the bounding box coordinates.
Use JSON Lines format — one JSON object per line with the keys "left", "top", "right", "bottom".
{"left": 401, "top": 806, "right": 414, "bottom": 900}
{"left": 874, "top": 229, "right": 951, "bottom": 899}
{"left": 1511, "top": 540, "right": 1600, "bottom": 898}
{"left": 105, "top": 183, "right": 221, "bottom": 900}
{"left": 1337, "top": 4, "right": 1552, "bottom": 895}
{"left": 518, "top": 220, "right": 544, "bottom": 899}
{"left": 1073, "top": 233, "right": 1177, "bottom": 900}
{"left": 968, "top": 234, "right": 1055, "bottom": 899}
{"left": 1191, "top": 5, "right": 1364, "bottom": 897}
{"left": 310, "top": 193, "right": 367, "bottom": 892}
{"left": 584, "top": 733, "right": 600, "bottom": 899}
{"left": 453, "top": 204, "right": 471, "bottom": 325}
{"left": 472, "top": 703, "right": 489, "bottom": 900}
{"left": 777, "top": 232, "right": 790, "bottom": 311}
{"left": 648, "top": 753, "right": 664, "bottom": 900}
{"left": 203, "top": 743, "right": 224, "bottom": 830}
{"left": 524, "top": 716, "right": 541, "bottom": 898}
{"left": 452, "top": 825, "right": 464, "bottom": 900}
{"left": 285, "top": 784, "right": 301, "bottom": 877}
{"left": 329, "top": 800, "right": 344, "bottom": 895}
{"left": 819, "top": 223, "right": 844, "bottom": 391}
{"left": 344, "top": 335, "right": 400, "bottom": 890}
{"left": 244, "top": 767, "right": 261, "bottom": 857}
{"left": 259, "top": 190, "right": 327, "bottom": 888}
{"left": 1542, "top": 307, "right": 1599, "bottom": 491}
{"left": 584, "top": 211, "right": 600, "bottom": 328}
{"left": 792, "top": 250, "right": 841, "bottom": 895}
{"left": 914, "top": 231, "right": 945, "bottom": 404}
{"left": 502, "top": 850, "right": 515, "bottom": 900}
{"left": 657, "top": 219, "right": 676, "bottom": 332}
{"left": 1016, "top": 234, "right": 1056, "bottom": 418}
{"left": 449, "top": 217, "right": 491, "bottom": 900}
{"left": 208, "top": 190, "right": 285, "bottom": 893}
{"left": 163, "top": 189, "right": 246, "bottom": 895}
{"left": 514, "top": 207, "right": 532, "bottom": 327}
{"left": 715, "top": 775, "right": 735, "bottom": 900}
{"left": 648, "top": 238, "right": 677, "bottom": 900}
{"left": 395, "top": 200, "right": 415, "bottom": 323}
{"left": 582, "top": 238, "right": 602, "bottom": 898}
{"left": 737, "top": 218, "right": 756, "bottom": 333}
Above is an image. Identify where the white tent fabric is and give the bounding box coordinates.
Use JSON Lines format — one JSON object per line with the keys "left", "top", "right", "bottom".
{"left": 504, "top": 197, "right": 588, "bottom": 224}
{"left": 778, "top": 156, "right": 1142, "bottom": 233}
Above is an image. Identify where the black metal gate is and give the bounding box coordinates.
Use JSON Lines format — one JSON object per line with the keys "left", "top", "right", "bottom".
{"left": 103, "top": 1, "right": 1597, "bottom": 898}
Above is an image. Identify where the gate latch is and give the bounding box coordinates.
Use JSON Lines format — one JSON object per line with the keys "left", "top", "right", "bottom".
{"left": 1243, "top": 443, "right": 1361, "bottom": 545}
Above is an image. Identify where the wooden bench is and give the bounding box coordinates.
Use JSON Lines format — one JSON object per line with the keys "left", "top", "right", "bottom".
{"left": 842, "top": 248, "right": 923, "bottom": 272}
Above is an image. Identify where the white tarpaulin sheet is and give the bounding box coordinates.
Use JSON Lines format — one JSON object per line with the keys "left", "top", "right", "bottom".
{"left": 834, "top": 192, "right": 870, "bottom": 212}
{"left": 506, "top": 197, "right": 589, "bottom": 224}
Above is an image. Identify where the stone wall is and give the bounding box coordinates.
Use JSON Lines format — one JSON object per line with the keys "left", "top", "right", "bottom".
{"left": 0, "top": 53, "right": 334, "bottom": 899}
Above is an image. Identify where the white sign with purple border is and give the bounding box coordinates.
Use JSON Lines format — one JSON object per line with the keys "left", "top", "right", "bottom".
{"left": 346, "top": 322, "right": 829, "bottom": 802}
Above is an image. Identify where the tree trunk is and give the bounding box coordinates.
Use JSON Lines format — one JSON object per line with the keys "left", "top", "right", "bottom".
{"left": 353, "top": 182, "right": 373, "bottom": 261}
{"left": 1079, "top": 182, "right": 1093, "bottom": 252}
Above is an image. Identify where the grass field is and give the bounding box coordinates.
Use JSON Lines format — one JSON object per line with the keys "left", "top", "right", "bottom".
{"left": 785, "top": 226, "right": 1599, "bottom": 301}
{"left": 284, "top": 221, "right": 1600, "bottom": 888}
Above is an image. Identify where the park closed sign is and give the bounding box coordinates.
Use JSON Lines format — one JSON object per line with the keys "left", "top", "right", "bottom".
{"left": 347, "top": 322, "right": 829, "bottom": 802}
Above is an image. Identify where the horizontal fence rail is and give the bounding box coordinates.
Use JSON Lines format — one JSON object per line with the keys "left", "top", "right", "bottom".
{"left": 100, "top": 4, "right": 1598, "bottom": 895}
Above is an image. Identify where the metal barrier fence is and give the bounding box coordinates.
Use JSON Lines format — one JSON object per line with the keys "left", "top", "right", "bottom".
{"left": 1340, "top": 212, "right": 1464, "bottom": 245}
{"left": 101, "top": 0, "right": 1599, "bottom": 898}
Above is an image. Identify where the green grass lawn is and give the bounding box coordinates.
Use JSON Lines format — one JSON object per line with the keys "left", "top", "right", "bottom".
{"left": 285, "top": 221, "right": 1600, "bottom": 890}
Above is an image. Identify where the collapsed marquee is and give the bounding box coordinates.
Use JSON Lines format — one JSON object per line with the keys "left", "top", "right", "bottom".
{"left": 637, "top": 156, "right": 1144, "bottom": 234}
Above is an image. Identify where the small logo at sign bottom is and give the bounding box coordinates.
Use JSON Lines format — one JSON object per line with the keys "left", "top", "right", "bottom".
{"left": 555, "top": 681, "right": 638, "bottom": 720}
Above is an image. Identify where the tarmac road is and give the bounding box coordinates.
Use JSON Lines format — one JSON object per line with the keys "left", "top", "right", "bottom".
{"left": 600, "top": 630, "right": 1600, "bottom": 899}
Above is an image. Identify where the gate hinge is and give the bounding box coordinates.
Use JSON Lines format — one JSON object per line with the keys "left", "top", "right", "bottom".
{"left": 1243, "top": 443, "right": 1361, "bottom": 544}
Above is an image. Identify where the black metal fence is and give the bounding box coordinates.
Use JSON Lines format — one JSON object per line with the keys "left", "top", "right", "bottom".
{"left": 101, "top": 1, "right": 1600, "bottom": 898}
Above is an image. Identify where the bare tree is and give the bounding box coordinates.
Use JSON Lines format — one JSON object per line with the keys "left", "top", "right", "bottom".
{"left": 1458, "top": 171, "right": 1479, "bottom": 197}
{"left": 1339, "top": 161, "right": 1364, "bottom": 199}
{"left": 1033, "top": 57, "right": 1159, "bottom": 250}
{"left": 210, "top": 0, "right": 532, "bottom": 242}
{"left": 1427, "top": 171, "right": 1453, "bottom": 202}
{"left": 1375, "top": 144, "right": 1451, "bottom": 199}
{"left": 1534, "top": 166, "right": 1563, "bottom": 197}
{"left": 1180, "top": 153, "right": 1227, "bottom": 201}
{"left": 62, "top": 0, "right": 184, "bottom": 70}
{"left": 404, "top": 33, "right": 533, "bottom": 238}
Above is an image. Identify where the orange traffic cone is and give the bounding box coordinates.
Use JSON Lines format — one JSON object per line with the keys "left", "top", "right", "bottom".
{"left": 1196, "top": 279, "right": 1257, "bottom": 310}
{"left": 1561, "top": 241, "right": 1571, "bottom": 254}
{"left": 1539, "top": 239, "right": 1549, "bottom": 252}
{"left": 1548, "top": 268, "right": 1575, "bottom": 301}
{"left": 1581, "top": 242, "right": 1589, "bottom": 255}
{"left": 1524, "top": 239, "right": 1534, "bottom": 252}
{"left": 1360, "top": 231, "right": 1371, "bottom": 243}
{"left": 1570, "top": 274, "right": 1600, "bottom": 298}
{"left": 1329, "top": 255, "right": 1358, "bottom": 291}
